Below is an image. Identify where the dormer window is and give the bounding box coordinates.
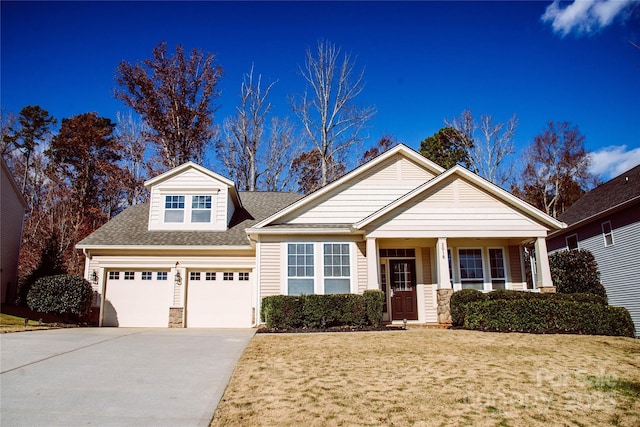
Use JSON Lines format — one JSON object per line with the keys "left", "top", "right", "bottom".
{"left": 165, "top": 196, "right": 185, "bottom": 223}
{"left": 192, "top": 195, "right": 212, "bottom": 223}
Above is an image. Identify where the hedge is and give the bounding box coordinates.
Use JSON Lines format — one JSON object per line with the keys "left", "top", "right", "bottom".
{"left": 27, "top": 274, "right": 93, "bottom": 320}
{"left": 463, "top": 299, "right": 635, "bottom": 337}
{"left": 261, "top": 290, "right": 385, "bottom": 329}
{"left": 450, "top": 289, "right": 609, "bottom": 327}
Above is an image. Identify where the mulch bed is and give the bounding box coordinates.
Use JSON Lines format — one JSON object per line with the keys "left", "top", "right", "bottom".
{"left": 257, "top": 325, "right": 407, "bottom": 334}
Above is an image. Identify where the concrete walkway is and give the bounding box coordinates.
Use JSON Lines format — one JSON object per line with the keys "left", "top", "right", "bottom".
{"left": 1, "top": 328, "right": 255, "bottom": 426}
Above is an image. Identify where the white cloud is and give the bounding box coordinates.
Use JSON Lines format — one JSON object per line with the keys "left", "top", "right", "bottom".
{"left": 588, "top": 145, "right": 640, "bottom": 180}
{"left": 541, "top": 0, "right": 636, "bottom": 37}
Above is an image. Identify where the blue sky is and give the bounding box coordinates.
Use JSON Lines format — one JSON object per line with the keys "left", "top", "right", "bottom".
{"left": 2, "top": 1, "right": 639, "bottom": 181}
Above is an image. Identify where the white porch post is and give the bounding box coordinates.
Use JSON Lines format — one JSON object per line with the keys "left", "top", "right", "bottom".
{"left": 366, "top": 237, "right": 380, "bottom": 290}
{"left": 435, "top": 237, "right": 453, "bottom": 325}
{"left": 534, "top": 237, "right": 555, "bottom": 292}
{"left": 436, "top": 237, "right": 451, "bottom": 289}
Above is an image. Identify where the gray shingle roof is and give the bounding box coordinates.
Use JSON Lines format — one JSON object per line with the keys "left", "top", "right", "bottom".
{"left": 77, "top": 192, "right": 302, "bottom": 248}
{"left": 559, "top": 164, "right": 640, "bottom": 226}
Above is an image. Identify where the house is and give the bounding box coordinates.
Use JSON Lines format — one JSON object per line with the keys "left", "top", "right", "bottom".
{"left": 77, "top": 144, "right": 565, "bottom": 328}
{"left": 547, "top": 164, "right": 640, "bottom": 335}
{"left": 1, "top": 157, "right": 28, "bottom": 304}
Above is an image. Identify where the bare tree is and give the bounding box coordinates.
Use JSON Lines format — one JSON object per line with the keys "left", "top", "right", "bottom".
{"left": 262, "top": 117, "right": 299, "bottom": 192}
{"left": 218, "top": 66, "right": 276, "bottom": 191}
{"left": 292, "top": 40, "right": 376, "bottom": 187}
{"left": 115, "top": 111, "right": 150, "bottom": 205}
{"left": 115, "top": 41, "right": 222, "bottom": 170}
{"left": 445, "top": 109, "right": 517, "bottom": 186}
{"left": 515, "top": 121, "right": 593, "bottom": 218}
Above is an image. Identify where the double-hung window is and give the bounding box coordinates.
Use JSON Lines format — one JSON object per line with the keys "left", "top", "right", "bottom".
{"left": 566, "top": 234, "right": 578, "bottom": 250}
{"left": 489, "top": 248, "right": 506, "bottom": 290}
{"left": 287, "top": 243, "right": 314, "bottom": 295}
{"left": 323, "top": 243, "right": 350, "bottom": 294}
{"left": 602, "top": 221, "right": 614, "bottom": 247}
{"left": 459, "top": 249, "right": 484, "bottom": 290}
{"left": 164, "top": 195, "right": 185, "bottom": 223}
{"left": 191, "top": 195, "right": 212, "bottom": 223}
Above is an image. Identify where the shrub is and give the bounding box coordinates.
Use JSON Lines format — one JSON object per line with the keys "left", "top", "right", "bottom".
{"left": 26, "top": 275, "right": 93, "bottom": 320}
{"left": 450, "top": 289, "right": 487, "bottom": 326}
{"left": 261, "top": 295, "right": 304, "bottom": 329}
{"left": 485, "top": 289, "right": 607, "bottom": 305}
{"left": 550, "top": 249, "right": 607, "bottom": 301}
{"left": 463, "top": 299, "right": 635, "bottom": 337}
{"left": 261, "top": 292, "right": 384, "bottom": 329}
{"left": 363, "top": 290, "right": 385, "bottom": 327}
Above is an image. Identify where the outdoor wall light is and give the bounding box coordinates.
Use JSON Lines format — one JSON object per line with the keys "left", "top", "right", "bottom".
{"left": 91, "top": 270, "right": 98, "bottom": 285}
{"left": 175, "top": 262, "right": 182, "bottom": 286}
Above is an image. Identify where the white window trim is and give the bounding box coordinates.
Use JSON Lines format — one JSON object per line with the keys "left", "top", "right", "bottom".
{"left": 488, "top": 247, "right": 508, "bottom": 290}
{"left": 601, "top": 221, "right": 614, "bottom": 247}
{"left": 162, "top": 193, "right": 217, "bottom": 226}
{"left": 282, "top": 242, "right": 356, "bottom": 295}
{"left": 457, "top": 247, "right": 485, "bottom": 291}
{"left": 566, "top": 233, "right": 579, "bottom": 250}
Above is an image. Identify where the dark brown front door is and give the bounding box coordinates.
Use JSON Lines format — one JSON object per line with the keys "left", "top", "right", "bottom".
{"left": 390, "top": 259, "right": 418, "bottom": 320}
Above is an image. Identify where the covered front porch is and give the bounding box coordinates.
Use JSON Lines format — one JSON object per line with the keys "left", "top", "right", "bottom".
{"left": 363, "top": 236, "right": 554, "bottom": 324}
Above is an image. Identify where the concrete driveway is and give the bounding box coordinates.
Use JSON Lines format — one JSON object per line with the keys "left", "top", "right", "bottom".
{"left": 1, "top": 328, "right": 255, "bottom": 426}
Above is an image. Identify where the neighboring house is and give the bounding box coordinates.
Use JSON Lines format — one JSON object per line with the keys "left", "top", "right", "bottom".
{"left": 1, "top": 157, "right": 28, "bottom": 304}
{"left": 77, "top": 145, "right": 565, "bottom": 328}
{"left": 547, "top": 164, "right": 640, "bottom": 335}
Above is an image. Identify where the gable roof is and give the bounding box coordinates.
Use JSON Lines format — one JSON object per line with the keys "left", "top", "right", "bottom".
{"left": 557, "top": 164, "right": 640, "bottom": 228}
{"left": 354, "top": 165, "right": 566, "bottom": 231}
{"left": 76, "top": 192, "right": 301, "bottom": 249}
{"left": 252, "top": 144, "right": 444, "bottom": 228}
{"left": 144, "top": 161, "right": 242, "bottom": 208}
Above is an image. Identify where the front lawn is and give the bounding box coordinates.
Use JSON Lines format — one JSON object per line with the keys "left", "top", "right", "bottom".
{"left": 0, "top": 313, "right": 47, "bottom": 332}
{"left": 211, "top": 329, "right": 640, "bottom": 426}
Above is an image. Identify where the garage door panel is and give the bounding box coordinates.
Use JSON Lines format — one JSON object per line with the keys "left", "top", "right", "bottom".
{"left": 187, "top": 274, "right": 252, "bottom": 328}
{"left": 104, "top": 274, "right": 173, "bottom": 327}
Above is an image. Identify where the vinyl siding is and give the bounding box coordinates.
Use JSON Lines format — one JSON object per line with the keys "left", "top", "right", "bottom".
{"left": 1, "top": 165, "right": 26, "bottom": 303}
{"left": 283, "top": 154, "right": 435, "bottom": 224}
{"left": 508, "top": 245, "right": 525, "bottom": 289}
{"left": 357, "top": 241, "right": 368, "bottom": 293}
{"left": 368, "top": 178, "right": 545, "bottom": 236}
{"left": 259, "top": 241, "right": 282, "bottom": 298}
{"left": 421, "top": 247, "right": 437, "bottom": 323}
{"left": 148, "top": 168, "right": 229, "bottom": 231}
{"left": 570, "top": 207, "right": 640, "bottom": 335}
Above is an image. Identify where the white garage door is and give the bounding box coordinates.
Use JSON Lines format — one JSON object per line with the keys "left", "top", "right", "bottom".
{"left": 186, "top": 271, "right": 252, "bottom": 327}
{"left": 103, "top": 270, "right": 173, "bottom": 327}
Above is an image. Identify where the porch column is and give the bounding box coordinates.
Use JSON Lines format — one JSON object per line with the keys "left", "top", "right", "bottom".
{"left": 366, "top": 237, "right": 380, "bottom": 290}
{"left": 534, "top": 237, "right": 555, "bottom": 292}
{"left": 435, "top": 238, "right": 451, "bottom": 289}
{"left": 435, "top": 238, "right": 453, "bottom": 325}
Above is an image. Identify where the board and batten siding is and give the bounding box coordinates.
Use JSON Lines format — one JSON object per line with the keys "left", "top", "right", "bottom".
{"left": 148, "top": 168, "right": 230, "bottom": 231}
{"left": 282, "top": 154, "right": 436, "bottom": 224}
{"left": 368, "top": 178, "right": 547, "bottom": 237}
{"left": 259, "top": 241, "right": 282, "bottom": 298}
{"left": 569, "top": 207, "right": 640, "bottom": 335}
